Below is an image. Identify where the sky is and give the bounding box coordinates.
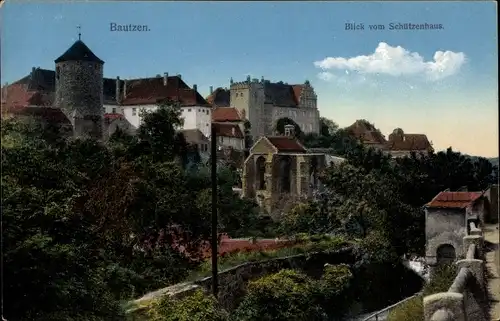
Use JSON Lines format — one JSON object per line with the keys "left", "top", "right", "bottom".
{"left": 1, "top": 1, "right": 498, "bottom": 157}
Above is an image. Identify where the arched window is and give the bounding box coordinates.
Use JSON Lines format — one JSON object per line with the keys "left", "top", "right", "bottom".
{"left": 436, "top": 244, "right": 456, "bottom": 265}
{"left": 256, "top": 156, "right": 266, "bottom": 190}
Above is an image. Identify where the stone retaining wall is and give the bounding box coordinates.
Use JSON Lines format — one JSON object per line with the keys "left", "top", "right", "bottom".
{"left": 127, "top": 246, "right": 355, "bottom": 318}
{"left": 423, "top": 222, "right": 489, "bottom": 321}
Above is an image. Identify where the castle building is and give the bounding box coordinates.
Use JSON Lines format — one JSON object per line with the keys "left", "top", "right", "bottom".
{"left": 206, "top": 77, "right": 321, "bottom": 139}
{"left": 54, "top": 39, "right": 105, "bottom": 139}
{"left": 1, "top": 37, "right": 211, "bottom": 139}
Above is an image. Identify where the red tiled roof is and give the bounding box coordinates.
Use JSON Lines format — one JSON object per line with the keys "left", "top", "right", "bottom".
{"left": 292, "top": 85, "right": 303, "bottom": 103}
{"left": 1, "top": 83, "right": 54, "bottom": 114}
{"left": 206, "top": 88, "right": 230, "bottom": 107}
{"left": 121, "top": 76, "right": 209, "bottom": 107}
{"left": 266, "top": 136, "right": 306, "bottom": 153}
{"left": 386, "top": 133, "right": 432, "bottom": 151}
{"left": 426, "top": 191, "right": 483, "bottom": 209}
{"left": 214, "top": 123, "right": 244, "bottom": 138}
{"left": 346, "top": 120, "right": 387, "bottom": 145}
{"left": 212, "top": 107, "right": 241, "bottom": 122}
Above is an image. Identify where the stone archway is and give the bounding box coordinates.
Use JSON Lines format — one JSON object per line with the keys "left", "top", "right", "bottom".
{"left": 255, "top": 156, "right": 266, "bottom": 190}
{"left": 436, "top": 244, "right": 456, "bottom": 265}
{"left": 279, "top": 155, "right": 292, "bottom": 193}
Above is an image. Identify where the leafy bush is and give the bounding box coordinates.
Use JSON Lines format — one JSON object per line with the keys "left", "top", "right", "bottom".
{"left": 387, "top": 263, "right": 456, "bottom": 321}
{"left": 148, "top": 290, "right": 229, "bottom": 321}
{"left": 232, "top": 269, "right": 327, "bottom": 321}
{"left": 233, "top": 265, "right": 354, "bottom": 321}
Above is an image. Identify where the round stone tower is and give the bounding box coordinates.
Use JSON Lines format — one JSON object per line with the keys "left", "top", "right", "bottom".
{"left": 54, "top": 39, "right": 104, "bottom": 139}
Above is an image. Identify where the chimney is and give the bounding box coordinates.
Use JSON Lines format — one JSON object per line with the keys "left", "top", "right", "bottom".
{"left": 193, "top": 84, "right": 197, "bottom": 92}
{"left": 246, "top": 75, "right": 251, "bottom": 83}
{"left": 177, "top": 74, "right": 182, "bottom": 80}
{"left": 123, "top": 79, "right": 127, "bottom": 98}
{"left": 261, "top": 76, "right": 264, "bottom": 83}
{"left": 284, "top": 124, "right": 295, "bottom": 137}
{"left": 230, "top": 77, "right": 234, "bottom": 85}
{"left": 209, "top": 86, "right": 213, "bottom": 94}
{"left": 115, "top": 76, "right": 121, "bottom": 103}
{"left": 163, "top": 72, "right": 168, "bottom": 86}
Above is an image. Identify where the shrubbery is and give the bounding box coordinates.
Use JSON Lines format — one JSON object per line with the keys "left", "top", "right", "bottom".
{"left": 148, "top": 290, "right": 229, "bottom": 321}
{"left": 387, "top": 263, "right": 457, "bottom": 321}
{"left": 232, "top": 265, "right": 353, "bottom": 321}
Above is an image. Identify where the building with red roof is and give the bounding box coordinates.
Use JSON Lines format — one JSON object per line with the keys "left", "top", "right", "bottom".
{"left": 205, "top": 77, "right": 320, "bottom": 140}
{"left": 424, "top": 189, "right": 488, "bottom": 266}
{"left": 242, "top": 125, "right": 327, "bottom": 215}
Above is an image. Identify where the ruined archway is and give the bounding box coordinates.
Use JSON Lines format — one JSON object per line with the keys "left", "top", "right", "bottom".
{"left": 279, "top": 155, "right": 292, "bottom": 193}
{"left": 436, "top": 244, "right": 456, "bottom": 265}
{"left": 309, "top": 156, "right": 318, "bottom": 189}
{"left": 255, "top": 156, "right": 266, "bottom": 190}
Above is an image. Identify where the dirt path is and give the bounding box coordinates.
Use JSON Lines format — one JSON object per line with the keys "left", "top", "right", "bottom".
{"left": 484, "top": 224, "right": 500, "bottom": 321}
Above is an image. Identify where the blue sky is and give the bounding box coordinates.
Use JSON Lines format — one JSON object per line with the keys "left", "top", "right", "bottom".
{"left": 1, "top": 1, "right": 498, "bottom": 157}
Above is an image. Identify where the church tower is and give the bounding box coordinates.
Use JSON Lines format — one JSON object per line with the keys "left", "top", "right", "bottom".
{"left": 54, "top": 31, "right": 104, "bottom": 139}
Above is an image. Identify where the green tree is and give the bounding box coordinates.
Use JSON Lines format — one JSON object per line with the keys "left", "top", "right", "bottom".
{"left": 319, "top": 117, "right": 339, "bottom": 136}
{"left": 274, "top": 117, "right": 303, "bottom": 138}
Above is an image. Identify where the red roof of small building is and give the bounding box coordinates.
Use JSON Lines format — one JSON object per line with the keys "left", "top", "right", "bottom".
{"left": 212, "top": 107, "right": 241, "bottom": 122}
{"left": 386, "top": 133, "right": 432, "bottom": 151}
{"left": 346, "top": 120, "right": 387, "bottom": 145}
{"left": 214, "top": 123, "right": 244, "bottom": 138}
{"left": 266, "top": 136, "right": 306, "bottom": 153}
{"left": 426, "top": 191, "right": 483, "bottom": 209}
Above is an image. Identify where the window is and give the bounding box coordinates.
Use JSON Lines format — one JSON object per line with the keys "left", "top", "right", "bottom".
{"left": 132, "top": 108, "right": 137, "bottom": 116}
{"left": 56, "top": 66, "right": 60, "bottom": 79}
{"left": 188, "top": 109, "right": 191, "bottom": 112}
{"left": 206, "top": 110, "right": 209, "bottom": 115}
{"left": 206, "top": 123, "right": 209, "bottom": 126}
{"left": 112, "top": 107, "right": 116, "bottom": 114}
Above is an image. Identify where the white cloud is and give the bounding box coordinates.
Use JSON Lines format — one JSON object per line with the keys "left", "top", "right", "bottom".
{"left": 318, "top": 71, "right": 335, "bottom": 81}
{"left": 314, "top": 42, "right": 466, "bottom": 81}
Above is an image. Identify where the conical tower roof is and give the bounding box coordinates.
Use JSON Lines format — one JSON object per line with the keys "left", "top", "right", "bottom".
{"left": 54, "top": 40, "right": 104, "bottom": 64}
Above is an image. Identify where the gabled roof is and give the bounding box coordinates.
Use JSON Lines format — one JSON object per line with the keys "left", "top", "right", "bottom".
{"left": 212, "top": 107, "right": 242, "bottom": 122}
{"left": 346, "top": 119, "right": 387, "bottom": 145}
{"left": 386, "top": 133, "right": 432, "bottom": 151}
{"left": 266, "top": 136, "right": 306, "bottom": 153}
{"left": 55, "top": 40, "right": 104, "bottom": 64}
{"left": 1, "top": 83, "right": 54, "bottom": 114}
{"left": 425, "top": 191, "right": 483, "bottom": 209}
{"left": 206, "top": 88, "right": 230, "bottom": 107}
{"left": 214, "top": 123, "right": 244, "bottom": 138}
{"left": 121, "top": 76, "right": 209, "bottom": 107}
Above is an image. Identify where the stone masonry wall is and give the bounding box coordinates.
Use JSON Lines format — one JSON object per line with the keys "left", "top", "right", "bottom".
{"left": 55, "top": 61, "right": 104, "bottom": 118}
{"left": 423, "top": 223, "right": 489, "bottom": 321}
{"left": 426, "top": 208, "right": 467, "bottom": 265}
{"left": 129, "top": 246, "right": 355, "bottom": 317}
